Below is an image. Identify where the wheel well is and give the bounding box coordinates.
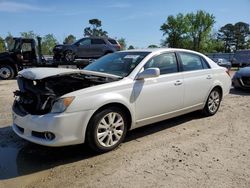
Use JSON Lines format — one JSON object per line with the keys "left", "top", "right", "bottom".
{"left": 104, "top": 51, "right": 113, "bottom": 55}
{"left": 213, "top": 85, "right": 223, "bottom": 98}
{"left": 90, "top": 103, "right": 132, "bottom": 130}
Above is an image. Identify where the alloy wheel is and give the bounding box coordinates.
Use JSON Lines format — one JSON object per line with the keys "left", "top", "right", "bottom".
{"left": 208, "top": 90, "right": 220, "bottom": 113}
{"left": 65, "top": 51, "right": 74, "bottom": 62}
{"left": 96, "top": 112, "right": 125, "bottom": 147}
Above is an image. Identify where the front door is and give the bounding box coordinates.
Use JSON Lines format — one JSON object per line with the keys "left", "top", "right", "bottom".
{"left": 133, "top": 52, "right": 184, "bottom": 126}
{"left": 77, "top": 38, "right": 91, "bottom": 58}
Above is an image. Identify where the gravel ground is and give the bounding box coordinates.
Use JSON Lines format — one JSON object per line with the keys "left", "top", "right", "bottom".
{"left": 0, "top": 78, "right": 250, "bottom": 188}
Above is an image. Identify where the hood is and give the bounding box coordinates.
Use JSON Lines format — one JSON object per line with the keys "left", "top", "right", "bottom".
{"left": 18, "top": 67, "right": 121, "bottom": 80}
{"left": 0, "top": 52, "right": 11, "bottom": 58}
{"left": 236, "top": 66, "right": 250, "bottom": 76}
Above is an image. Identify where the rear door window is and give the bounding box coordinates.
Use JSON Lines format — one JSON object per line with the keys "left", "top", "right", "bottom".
{"left": 91, "top": 39, "right": 106, "bottom": 45}
{"left": 108, "top": 39, "right": 118, "bottom": 45}
{"left": 179, "top": 52, "right": 209, "bottom": 71}
{"left": 21, "top": 42, "right": 32, "bottom": 52}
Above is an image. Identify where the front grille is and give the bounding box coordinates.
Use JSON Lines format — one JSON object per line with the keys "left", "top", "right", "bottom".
{"left": 241, "top": 77, "right": 250, "bottom": 87}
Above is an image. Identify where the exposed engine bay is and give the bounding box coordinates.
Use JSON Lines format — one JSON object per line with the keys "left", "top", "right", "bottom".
{"left": 13, "top": 73, "right": 117, "bottom": 115}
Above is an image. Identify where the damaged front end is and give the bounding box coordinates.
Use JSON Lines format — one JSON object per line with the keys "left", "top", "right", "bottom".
{"left": 13, "top": 68, "right": 119, "bottom": 116}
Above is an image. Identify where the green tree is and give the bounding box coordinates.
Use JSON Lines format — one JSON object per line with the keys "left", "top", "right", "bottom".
{"left": 218, "top": 22, "right": 250, "bottom": 51}
{"left": 0, "top": 37, "right": 6, "bottom": 52}
{"left": 217, "top": 24, "right": 235, "bottom": 52}
{"left": 20, "top": 31, "right": 37, "bottom": 39}
{"left": 127, "top": 45, "right": 135, "bottom": 50}
{"left": 203, "top": 32, "right": 224, "bottom": 53}
{"left": 148, "top": 44, "right": 158, "bottom": 48}
{"left": 186, "top": 10, "right": 215, "bottom": 51}
{"left": 247, "top": 38, "right": 250, "bottom": 49}
{"left": 160, "top": 13, "right": 188, "bottom": 48}
{"left": 84, "top": 19, "right": 108, "bottom": 37}
{"left": 41, "top": 34, "right": 58, "bottom": 55}
{"left": 63, "top": 34, "right": 76, "bottom": 44}
{"left": 117, "top": 38, "right": 126, "bottom": 50}
{"left": 234, "top": 22, "right": 250, "bottom": 50}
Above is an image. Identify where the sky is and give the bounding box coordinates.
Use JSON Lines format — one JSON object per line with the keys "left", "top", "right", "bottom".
{"left": 0, "top": 0, "right": 249, "bottom": 47}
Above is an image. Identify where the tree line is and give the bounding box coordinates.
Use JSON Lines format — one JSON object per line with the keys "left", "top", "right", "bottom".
{"left": 160, "top": 10, "right": 250, "bottom": 53}
{"left": 0, "top": 13, "right": 249, "bottom": 55}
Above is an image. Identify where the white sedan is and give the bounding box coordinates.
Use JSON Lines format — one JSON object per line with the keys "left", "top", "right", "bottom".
{"left": 12, "top": 48, "right": 231, "bottom": 152}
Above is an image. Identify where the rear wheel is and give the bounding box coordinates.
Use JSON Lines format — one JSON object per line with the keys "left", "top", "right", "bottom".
{"left": 86, "top": 107, "right": 128, "bottom": 153}
{"left": 63, "top": 50, "right": 75, "bottom": 62}
{"left": 202, "top": 88, "right": 222, "bottom": 116}
{"left": 0, "top": 65, "right": 15, "bottom": 80}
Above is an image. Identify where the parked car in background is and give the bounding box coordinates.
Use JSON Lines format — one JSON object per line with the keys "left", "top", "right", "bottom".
{"left": 232, "top": 65, "right": 250, "bottom": 90}
{"left": 53, "top": 37, "right": 121, "bottom": 62}
{"left": 232, "top": 49, "right": 250, "bottom": 67}
{"left": 12, "top": 48, "right": 231, "bottom": 153}
{"left": 212, "top": 58, "right": 232, "bottom": 70}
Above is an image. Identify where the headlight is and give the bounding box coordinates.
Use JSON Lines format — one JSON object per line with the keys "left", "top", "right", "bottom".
{"left": 51, "top": 97, "right": 75, "bottom": 113}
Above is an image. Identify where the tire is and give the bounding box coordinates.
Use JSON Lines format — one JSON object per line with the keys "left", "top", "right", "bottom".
{"left": 63, "top": 50, "right": 75, "bottom": 62}
{"left": 0, "top": 65, "right": 15, "bottom": 80}
{"left": 202, "top": 88, "right": 222, "bottom": 116}
{"left": 86, "top": 107, "right": 128, "bottom": 153}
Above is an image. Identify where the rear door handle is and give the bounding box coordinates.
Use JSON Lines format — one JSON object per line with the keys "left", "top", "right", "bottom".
{"left": 174, "top": 80, "right": 182, "bottom": 86}
{"left": 206, "top": 75, "right": 212, "bottom": 79}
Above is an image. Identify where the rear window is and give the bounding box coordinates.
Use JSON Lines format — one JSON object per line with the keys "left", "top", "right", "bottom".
{"left": 108, "top": 39, "right": 118, "bottom": 45}
{"left": 92, "top": 39, "right": 106, "bottom": 44}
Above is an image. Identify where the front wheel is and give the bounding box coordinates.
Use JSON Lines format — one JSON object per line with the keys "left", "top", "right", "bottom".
{"left": 0, "top": 65, "right": 15, "bottom": 80}
{"left": 202, "top": 88, "right": 222, "bottom": 116}
{"left": 63, "top": 50, "right": 75, "bottom": 62}
{"left": 86, "top": 107, "right": 128, "bottom": 153}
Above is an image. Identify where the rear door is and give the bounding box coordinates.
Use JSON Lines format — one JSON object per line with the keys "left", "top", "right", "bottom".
{"left": 177, "top": 52, "right": 213, "bottom": 108}
{"left": 89, "top": 38, "right": 106, "bottom": 57}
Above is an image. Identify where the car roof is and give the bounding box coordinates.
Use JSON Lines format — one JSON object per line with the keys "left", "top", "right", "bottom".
{"left": 81, "top": 36, "right": 116, "bottom": 40}
{"left": 121, "top": 48, "right": 205, "bottom": 55}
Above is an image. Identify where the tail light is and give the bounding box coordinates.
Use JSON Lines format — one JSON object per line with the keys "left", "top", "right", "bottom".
{"left": 118, "top": 45, "right": 121, "bottom": 50}
{"left": 117, "top": 43, "right": 121, "bottom": 50}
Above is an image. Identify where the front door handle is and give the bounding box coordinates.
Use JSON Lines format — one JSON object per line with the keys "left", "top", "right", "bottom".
{"left": 174, "top": 80, "right": 182, "bottom": 86}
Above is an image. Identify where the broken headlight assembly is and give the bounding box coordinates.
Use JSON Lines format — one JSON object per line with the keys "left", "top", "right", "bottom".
{"left": 51, "top": 96, "right": 75, "bottom": 113}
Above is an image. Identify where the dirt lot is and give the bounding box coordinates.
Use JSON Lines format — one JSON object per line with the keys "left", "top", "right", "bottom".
{"left": 0, "top": 78, "right": 250, "bottom": 188}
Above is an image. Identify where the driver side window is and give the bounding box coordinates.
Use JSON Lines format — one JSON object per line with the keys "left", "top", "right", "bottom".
{"left": 144, "top": 53, "right": 178, "bottom": 75}
{"left": 79, "top": 39, "right": 91, "bottom": 46}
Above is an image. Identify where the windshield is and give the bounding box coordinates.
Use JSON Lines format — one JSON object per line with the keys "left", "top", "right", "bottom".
{"left": 72, "top": 38, "right": 82, "bottom": 45}
{"left": 84, "top": 52, "right": 150, "bottom": 77}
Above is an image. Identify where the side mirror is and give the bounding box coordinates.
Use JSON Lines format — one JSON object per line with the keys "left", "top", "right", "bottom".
{"left": 136, "top": 68, "right": 160, "bottom": 80}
